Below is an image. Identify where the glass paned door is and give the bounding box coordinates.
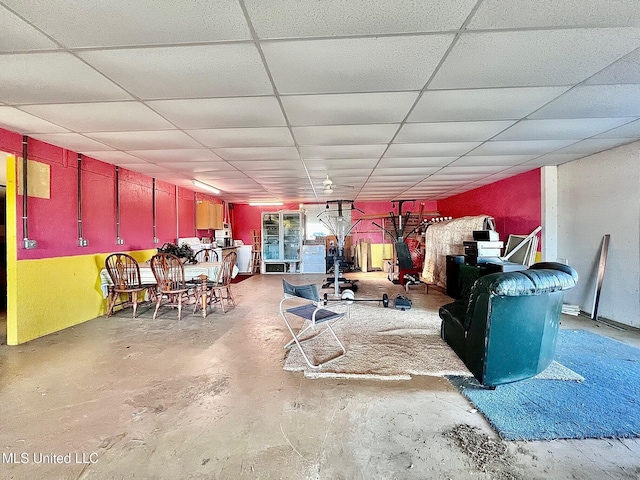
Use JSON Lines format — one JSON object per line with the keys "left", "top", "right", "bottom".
{"left": 282, "top": 212, "right": 301, "bottom": 261}
{"left": 262, "top": 213, "right": 280, "bottom": 260}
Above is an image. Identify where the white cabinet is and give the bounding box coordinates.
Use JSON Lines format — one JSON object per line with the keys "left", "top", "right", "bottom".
{"left": 302, "top": 244, "right": 326, "bottom": 273}
{"left": 262, "top": 211, "right": 303, "bottom": 273}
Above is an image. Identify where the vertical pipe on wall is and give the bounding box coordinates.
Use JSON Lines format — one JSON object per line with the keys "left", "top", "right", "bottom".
{"left": 21, "top": 136, "right": 28, "bottom": 245}
{"left": 175, "top": 185, "right": 179, "bottom": 241}
{"left": 115, "top": 166, "right": 123, "bottom": 245}
{"left": 77, "top": 154, "right": 86, "bottom": 247}
{"left": 152, "top": 178, "right": 157, "bottom": 244}
{"left": 194, "top": 191, "right": 197, "bottom": 236}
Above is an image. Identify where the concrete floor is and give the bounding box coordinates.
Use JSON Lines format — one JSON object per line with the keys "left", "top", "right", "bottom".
{"left": 1, "top": 272, "right": 640, "bottom": 479}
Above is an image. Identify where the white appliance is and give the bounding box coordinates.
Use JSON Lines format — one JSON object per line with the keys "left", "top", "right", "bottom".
{"left": 214, "top": 228, "right": 232, "bottom": 247}
{"left": 236, "top": 245, "right": 253, "bottom": 274}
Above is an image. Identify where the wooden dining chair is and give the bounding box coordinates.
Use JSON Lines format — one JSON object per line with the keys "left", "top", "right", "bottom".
{"left": 150, "top": 253, "right": 197, "bottom": 320}
{"left": 193, "top": 248, "right": 219, "bottom": 263}
{"left": 105, "top": 253, "right": 153, "bottom": 318}
{"left": 209, "top": 251, "right": 237, "bottom": 313}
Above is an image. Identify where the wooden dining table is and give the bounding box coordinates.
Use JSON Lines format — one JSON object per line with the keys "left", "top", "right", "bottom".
{"left": 99, "top": 262, "right": 237, "bottom": 318}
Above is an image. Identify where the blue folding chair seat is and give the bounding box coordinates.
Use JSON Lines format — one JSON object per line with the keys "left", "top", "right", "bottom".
{"left": 279, "top": 279, "right": 348, "bottom": 368}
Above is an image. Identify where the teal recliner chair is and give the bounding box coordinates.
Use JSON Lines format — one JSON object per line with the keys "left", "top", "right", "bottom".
{"left": 439, "top": 262, "right": 578, "bottom": 387}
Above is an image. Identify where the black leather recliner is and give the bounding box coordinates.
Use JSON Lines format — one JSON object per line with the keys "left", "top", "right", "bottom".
{"left": 439, "top": 262, "right": 578, "bottom": 387}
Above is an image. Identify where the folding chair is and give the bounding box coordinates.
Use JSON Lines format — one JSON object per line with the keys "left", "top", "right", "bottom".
{"left": 279, "top": 279, "right": 348, "bottom": 369}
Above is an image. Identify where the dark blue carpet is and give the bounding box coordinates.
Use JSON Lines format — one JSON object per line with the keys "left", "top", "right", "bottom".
{"left": 447, "top": 329, "right": 640, "bottom": 440}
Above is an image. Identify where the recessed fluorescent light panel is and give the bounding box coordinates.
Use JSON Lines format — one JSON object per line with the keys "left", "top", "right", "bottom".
{"left": 249, "top": 202, "right": 284, "bottom": 206}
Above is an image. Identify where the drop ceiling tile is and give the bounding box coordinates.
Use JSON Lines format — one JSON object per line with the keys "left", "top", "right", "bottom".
{"left": 299, "top": 145, "right": 387, "bottom": 159}
{"left": 82, "top": 151, "right": 145, "bottom": 165}
{"left": 0, "top": 52, "right": 130, "bottom": 104}
{"left": 531, "top": 85, "right": 640, "bottom": 118}
{"left": 0, "top": 6, "right": 58, "bottom": 52}
{"left": 281, "top": 92, "right": 419, "bottom": 126}
{"left": 522, "top": 153, "right": 585, "bottom": 167}
{"left": 293, "top": 124, "right": 398, "bottom": 145}
{"left": 372, "top": 167, "right": 440, "bottom": 176}
{"left": 121, "top": 163, "right": 172, "bottom": 174}
{"left": 385, "top": 142, "right": 480, "bottom": 157}
{"left": 157, "top": 162, "right": 230, "bottom": 173}
{"left": 468, "top": 0, "right": 640, "bottom": 29}
{"left": 0, "top": 107, "right": 68, "bottom": 134}
{"left": 451, "top": 155, "right": 536, "bottom": 166}
{"left": 396, "top": 121, "right": 515, "bottom": 143}
{"left": 197, "top": 170, "right": 250, "bottom": 180}
{"left": 261, "top": 34, "right": 454, "bottom": 94}
{"left": 79, "top": 44, "right": 272, "bottom": 99}
{"left": 430, "top": 29, "right": 640, "bottom": 89}
{"left": 227, "top": 160, "right": 304, "bottom": 171}
{"left": 30, "top": 133, "right": 115, "bottom": 152}
{"left": 410, "top": 87, "right": 569, "bottom": 122}
{"left": 585, "top": 48, "right": 640, "bottom": 85}
{"left": 377, "top": 157, "right": 456, "bottom": 168}
{"left": 554, "top": 138, "right": 637, "bottom": 155}
{"left": 595, "top": 119, "right": 640, "bottom": 138}
{"left": 429, "top": 173, "right": 489, "bottom": 181}
{"left": 22, "top": 102, "right": 173, "bottom": 132}
{"left": 437, "top": 166, "right": 507, "bottom": 175}
{"left": 85, "top": 131, "right": 201, "bottom": 150}
{"left": 470, "top": 140, "right": 576, "bottom": 156}
{"left": 305, "top": 159, "right": 378, "bottom": 170}
{"left": 213, "top": 146, "right": 300, "bottom": 161}
{"left": 2, "top": 0, "right": 250, "bottom": 47}
{"left": 126, "top": 149, "right": 224, "bottom": 163}
{"left": 188, "top": 127, "right": 294, "bottom": 148}
{"left": 146, "top": 97, "right": 286, "bottom": 129}
{"left": 494, "top": 118, "right": 634, "bottom": 141}
{"left": 245, "top": 0, "right": 475, "bottom": 38}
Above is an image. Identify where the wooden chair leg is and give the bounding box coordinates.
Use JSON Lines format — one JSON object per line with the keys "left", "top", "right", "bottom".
{"left": 107, "top": 289, "right": 118, "bottom": 317}
{"left": 132, "top": 292, "right": 138, "bottom": 319}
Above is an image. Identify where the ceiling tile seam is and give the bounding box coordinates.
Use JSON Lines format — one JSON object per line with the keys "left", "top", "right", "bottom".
{"left": 238, "top": 0, "right": 318, "bottom": 203}
{"left": 361, "top": 0, "right": 485, "bottom": 201}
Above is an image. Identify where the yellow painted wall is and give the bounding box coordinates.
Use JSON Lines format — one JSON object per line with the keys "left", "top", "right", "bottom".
{"left": 370, "top": 243, "right": 394, "bottom": 270}
{"left": 7, "top": 249, "right": 156, "bottom": 345}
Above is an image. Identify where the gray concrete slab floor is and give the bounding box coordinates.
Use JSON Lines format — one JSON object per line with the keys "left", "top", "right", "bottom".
{"left": 1, "top": 273, "right": 639, "bottom": 479}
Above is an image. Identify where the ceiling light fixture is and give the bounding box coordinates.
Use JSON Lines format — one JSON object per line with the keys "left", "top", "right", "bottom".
{"left": 249, "top": 202, "right": 284, "bottom": 206}
{"left": 323, "top": 186, "right": 333, "bottom": 195}
{"left": 322, "top": 175, "right": 333, "bottom": 187}
{"left": 192, "top": 180, "right": 220, "bottom": 194}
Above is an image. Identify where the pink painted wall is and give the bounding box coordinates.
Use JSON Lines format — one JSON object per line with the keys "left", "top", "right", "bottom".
{"left": 436, "top": 169, "right": 542, "bottom": 244}
{"left": 351, "top": 200, "right": 438, "bottom": 243}
{"left": 0, "top": 127, "right": 211, "bottom": 260}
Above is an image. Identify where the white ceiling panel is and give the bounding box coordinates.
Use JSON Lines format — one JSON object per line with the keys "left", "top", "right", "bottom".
{"left": 82, "top": 151, "right": 146, "bottom": 165}
{"left": 188, "top": 127, "right": 294, "bottom": 148}
{"left": 0, "top": 107, "right": 68, "bottom": 134}
{"left": 22, "top": 102, "right": 173, "bottom": 132}
{"left": 123, "top": 163, "right": 172, "bottom": 174}
{"left": 595, "top": 119, "right": 640, "bottom": 138}
{"left": 214, "top": 146, "right": 300, "bottom": 161}
{"left": 372, "top": 167, "right": 440, "bottom": 176}
{"left": 0, "top": 5, "right": 58, "bottom": 52}
{"left": 146, "top": 97, "right": 286, "bottom": 129}
{"left": 468, "top": 0, "right": 640, "bottom": 29}
{"left": 409, "top": 87, "right": 570, "bottom": 122}
{"left": 451, "top": 155, "right": 537, "bottom": 166}
{"left": 126, "top": 149, "right": 224, "bottom": 163}
{"left": 300, "top": 145, "right": 387, "bottom": 159}
{"left": 385, "top": 142, "right": 480, "bottom": 157}
{"left": 522, "top": 153, "right": 586, "bottom": 167}
{"left": 227, "top": 160, "right": 304, "bottom": 171}
{"left": 554, "top": 138, "right": 637, "bottom": 155}
{"left": 2, "top": 0, "right": 250, "bottom": 48}
{"left": 494, "top": 118, "right": 634, "bottom": 141}
{"left": 377, "top": 157, "right": 456, "bottom": 168}
{"left": 531, "top": 85, "right": 640, "bottom": 119}
{"left": 0, "top": 52, "right": 130, "bottom": 104}
{"left": 157, "top": 162, "right": 230, "bottom": 173}
{"left": 585, "top": 48, "right": 640, "bottom": 85}
{"left": 30, "top": 133, "right": 115, "bottom": 152}
{"left": 304, "top": 159, "right": 378, "bottom": 170}
{"left": 79, "top": 44, "right": 273, "bottom": 99}
{"left": 437, "top": 166, "right": 507, "bottom": 175}
{"left": 85, "top": 131, "right": 201, "bottom": 150}
{"left": 196, "top": 170, "right": 251, "bottom": 180}
{"left": 262, "top": 35, "right": 454, "bottom": 94}
{"left": 281, "top": 92, "right": 419, "bottom": 126}
{"left": 293, "top": 124, "right": 398, "bottom": 145}
{"left": 245, "top": 0, "right": 475, "bottom": 38}
{"left": 430, "top": 29, "right": 640, "bottom": 89}
{"left": 470, "top": 140, "right": 577, "bottom": 156}
{"left": 396, "top": 121, "right": 515, "bottom": 143}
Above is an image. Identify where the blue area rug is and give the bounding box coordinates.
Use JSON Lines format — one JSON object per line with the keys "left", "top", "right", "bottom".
{"left": 448, "top": 329, "right": 640, "bottom": 440}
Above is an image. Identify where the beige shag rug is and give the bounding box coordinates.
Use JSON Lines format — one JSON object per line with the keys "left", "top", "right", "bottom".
{"left": 282, "top": 280, "right": 471, "bottom": 380}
